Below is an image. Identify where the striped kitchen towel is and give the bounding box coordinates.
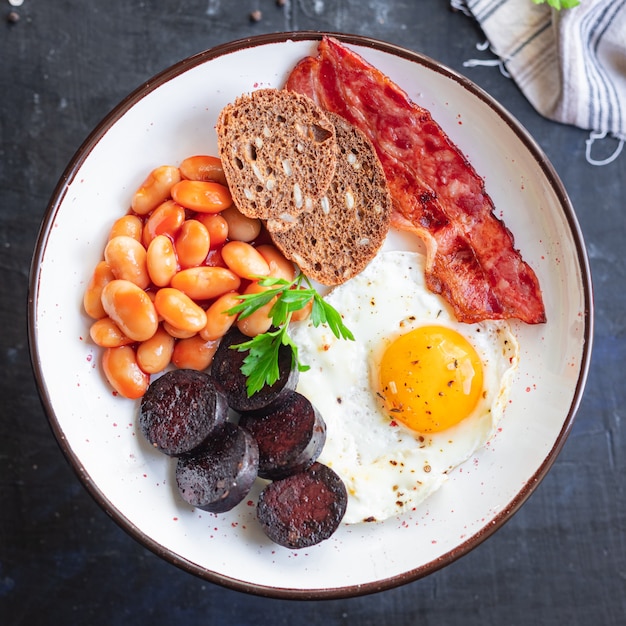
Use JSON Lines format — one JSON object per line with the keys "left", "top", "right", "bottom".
{"left": 453, "top": 0, "right": 626, "bottom": 164}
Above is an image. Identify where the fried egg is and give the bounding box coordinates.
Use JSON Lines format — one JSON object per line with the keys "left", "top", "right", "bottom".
{"left": 290, "top": 250, "right": 519, "bottom": 524}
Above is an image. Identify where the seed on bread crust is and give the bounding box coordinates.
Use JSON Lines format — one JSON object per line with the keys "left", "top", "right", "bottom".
{"left": 267, "top": 112, "right": 392, "bottom": 286}
{"left": 216, "top": 88, "right": 337, "bottom": 221}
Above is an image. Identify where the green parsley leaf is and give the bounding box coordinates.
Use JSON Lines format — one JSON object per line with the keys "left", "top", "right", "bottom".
{"left": 225, "top": 282, "right": 286, "bottom": 320}
{"left": 314, "top": 295, "right": 355, "bottom": 341}
{"left": 531, "top": 0, "right": 580, "bottom": 10}
{"left": 234, "top": 330, "right": 284, "bottom": 396}
{"left": 227, "top": 272, "right": 353, "bottom": 396}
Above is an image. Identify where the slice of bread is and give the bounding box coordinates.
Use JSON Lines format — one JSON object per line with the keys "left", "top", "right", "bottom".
{"left": 267, "top": 113, "right": 392, "bottom": 286}
{"left": 216, "top": 88, "right": 337, "bottom": 221}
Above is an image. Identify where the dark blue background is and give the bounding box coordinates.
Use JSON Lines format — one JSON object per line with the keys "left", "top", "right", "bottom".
{"left": 2, "top": 1, "right": 624, "bottom": 624}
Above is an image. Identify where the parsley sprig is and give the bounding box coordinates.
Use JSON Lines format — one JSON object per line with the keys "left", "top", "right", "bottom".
{"left": 226, "top": 274, "right": 354, "bottom": 396}
{"left": 532, "top": 0, "right": 580, "bottom": 9}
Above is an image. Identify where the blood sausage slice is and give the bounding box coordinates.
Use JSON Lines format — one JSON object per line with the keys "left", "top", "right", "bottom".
{"left": 176, "top": 422, "right": 259, "bottom": 513}
{"left": 139, "top": 369, "right": 228, "bottom": 456}
{"left": 239, "top": 391, "right": 326, "bottom": 480}
{"left": 257, "top": 462, "right": 347, "bottom": 549}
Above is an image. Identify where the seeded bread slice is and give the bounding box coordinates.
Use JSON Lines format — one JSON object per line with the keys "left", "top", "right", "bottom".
{"left": 267, "top": 113, "right": 392, "bottom": 286}
{"left": 216, "top": 88, "right": 337, "bottom": 221}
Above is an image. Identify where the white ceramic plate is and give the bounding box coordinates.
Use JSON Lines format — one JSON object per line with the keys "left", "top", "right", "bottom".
{"left": 29, "top": 33, "right": 593, "bottom": 599}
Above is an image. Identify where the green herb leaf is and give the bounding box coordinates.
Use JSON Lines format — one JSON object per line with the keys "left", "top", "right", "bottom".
{"left": 233, "top": 330, "right": 283, "bottom": 396}
{"left": 313, "top": 294, "right": 355, "bottom": 341}
{"left": 531, "top": 0, "right": 580, "bottom": 10}
{"left": 225, "top": 284, "right": 284, "bottom": 320}
{"left": 229, "top": 272, "right": 353, "bottom": 396}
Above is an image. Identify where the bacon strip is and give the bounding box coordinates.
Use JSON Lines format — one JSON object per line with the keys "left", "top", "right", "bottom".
{"left": 285, "top": 37, "right": 546, "bottom": 324}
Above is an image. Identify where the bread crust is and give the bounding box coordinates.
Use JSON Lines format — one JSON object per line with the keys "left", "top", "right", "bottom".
{"left": 267, "top": 113, "right": 391, "bottom": 285}
{"left": 216, "top": 88, "right": 337, "bottom": 221}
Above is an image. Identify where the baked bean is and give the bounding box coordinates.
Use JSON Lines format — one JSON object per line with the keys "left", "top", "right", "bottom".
{"left": 162, "top": 321, "right": 197, "bottom": 339}
{"left": 175, "top": 219, "right": 210, "bottom": 268}
{"left": 101, "top": 279, "right": 159, "bottom": 342}
{"left": 179, "top": 155, "right": 228, "bottom": 186}
{"left": 170, "top": 266, "right": 241, "bottom": 301}
{"left": 104, "top": 235, "right": 150, "bottom": 290}
{"left": 170, "top": 180, "right": 232, "bottom": 213}
{"left": 109, "top": 214, "right": 143, "bottom": 242}
{"left": 142, "top": 200, "right": 186, "bottom": 247}
{"left": 102, "top": 346, "right": 150, "bottom": 399}
{"left": 131, "top": 165, "right": 181, "bottom": 216}
{"left": 92, "top": 155, "right": 306, "bottom": 398}
{"left": 221, "top": 205, "right": 262, "bottom": 242}
{"left": 136, "top": 325, "right": 175, "bottom": 374}
{"left": 84, "top": 261, "right": 115, "bottom": 319}
{"left": 236, "top": 281, "right": 275, "bottom": 337}
{"left": 256, "top": 244, "right": 297, "bottom": 281}
{"left": 171, "top": 335, "right": 219, "bottom": 371}
{"left": 200, "top": 291, "right": 241, "bottom": 341}
{"left": 204, "top": 248, "right": 227, "bottom": 268}
{"left": 196, "top": 213, "right": 228, "bottom": 248}
{"left": 221, "top": 240, "right": 270, "bottom": 280}
{"left": 89, "top": 317, "right": 134, "bottom": 348}
{"left": 146, "top": 289, "right": 158, "bottom": 308}
{"left": 147, "top": 235, "right": 178, "bottom": 287}
{"left": 153, "top": 287, "right": 207, "bottom": 334}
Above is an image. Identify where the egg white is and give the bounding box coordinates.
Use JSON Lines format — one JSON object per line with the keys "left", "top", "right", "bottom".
{"left": 290, "top": 250, "right": 519, "bottom": 524}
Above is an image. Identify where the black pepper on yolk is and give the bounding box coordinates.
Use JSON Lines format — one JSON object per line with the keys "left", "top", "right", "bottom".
{"left": 378, "top": 325, "right": 484, "bottom": 433}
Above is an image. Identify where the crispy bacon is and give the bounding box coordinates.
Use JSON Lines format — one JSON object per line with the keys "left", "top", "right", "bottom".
{"left": 285, "top": 37, "right": 546, "bottom": 324}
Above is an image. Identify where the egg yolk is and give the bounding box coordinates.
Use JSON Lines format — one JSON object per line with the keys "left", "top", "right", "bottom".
{"left": 377, "top": 325, "right": 484, "bottom": 433}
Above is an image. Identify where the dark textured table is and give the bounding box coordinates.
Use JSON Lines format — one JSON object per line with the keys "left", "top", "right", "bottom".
{"left": 2, "top": 1, "right": 624, "bottom": 624}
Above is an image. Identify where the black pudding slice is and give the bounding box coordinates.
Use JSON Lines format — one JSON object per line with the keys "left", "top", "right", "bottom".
{"left": 139, "top": 369, "right": 228, "bottom": 456}
{"left": 176, "top": 422, "right": 259, "bottom": 513}
{"left": 239, "top": 391, "right": 326, "bottom": 480}
{"left": 257, "top": 462, "right": 347, "bottom": 550}
{"left": 210, "top": 327, "right": 298, "bottom": 413}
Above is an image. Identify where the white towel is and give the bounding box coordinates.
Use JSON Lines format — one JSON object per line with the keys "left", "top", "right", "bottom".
{"left": 454, "top": 0, "right": 626, "bottom": 164}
